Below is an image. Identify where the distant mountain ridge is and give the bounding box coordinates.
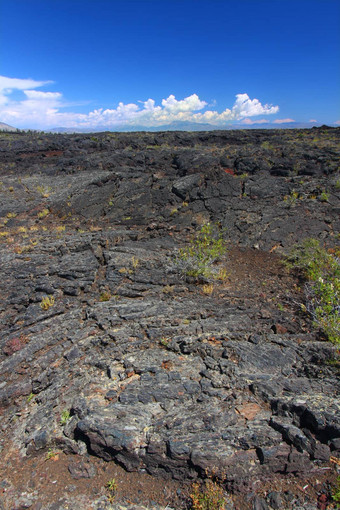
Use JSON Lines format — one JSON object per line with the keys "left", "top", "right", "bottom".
{"left": 0, "top": 122, "right": 18, "bottom": 132}
{"left": 49, "top": 120, "right": 324, "bottom": 133}
{"left": 0, "top": 120, "right": 333, "bottom": 134}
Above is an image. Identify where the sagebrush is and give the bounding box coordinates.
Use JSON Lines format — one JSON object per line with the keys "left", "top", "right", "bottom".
{"left": 191, "top": 479, "right": 226, "bottom": 510}
{"left": 285, "top": 238, "right": 340, "bottom": 344}
{"left": 176, "top": 223, "right": 227, "bottom": 281}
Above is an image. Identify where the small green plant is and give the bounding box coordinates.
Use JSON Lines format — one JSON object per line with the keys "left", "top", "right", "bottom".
{"left": 162, "top": 284, "right": 175, "bottom": 294}
{"left": 27, "top": 392, "right": 35, "bottom": 403}
{"left": 202, "top": 283, "right": 214, "bottom": 295}
{"left": 131, "top": 256, "right": 139, "bottom": 269}
{"left": 191, "top": 479, "right": 226, "bottom": 510}
{"left": 319, "top": 189, "right": 329, "bottom": 202}
{"left": 106, "top": 478, "right": 117, "bottom": 503}
{"left": 326, "top": 360, "right": 340, "bottom": 381}
{"left": 36, "top": 185, "right": 52, "bottom": 197}
{"left": 283, "top": 190, "right": 299, "bottom": 207}
{"left": 214, "top": 267, "right": 229, "bottom": 282}
{"left": 261, "top": 141, "right": 274, "bottom": 150}
{"left": 99, "top": 291, "right": 111, "bottom": 302}
{"left": 176, "top": 223, "right": 227, "bottom": 281}
{"left": 40, "top": 295, "right": 55, "bottom": 310}
{"left": 45, "top": 448, "right": 59, "bottom": 461}
{"left": 37, "top": 208, "right": 49, "bottom": 219}
{"left": 332, "top": 476, "right": 340, "bottom": 508}
{"left": 277, "top": 302, "right": 285, "bottom": 312}
{"left": 60, "top": 410, "right": 71, "bottom": 426}
{"left": 285, "top": 238, "right": 339, "bottom": 344}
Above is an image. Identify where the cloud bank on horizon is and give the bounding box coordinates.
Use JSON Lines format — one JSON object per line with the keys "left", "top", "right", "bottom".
{"left": 0, "top": 75, "right": 282, "bottom": 129}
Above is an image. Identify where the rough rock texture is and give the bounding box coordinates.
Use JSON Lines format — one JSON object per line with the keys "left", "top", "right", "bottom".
{"left": 0, "top": 127, "right": 339, "bottom": 509}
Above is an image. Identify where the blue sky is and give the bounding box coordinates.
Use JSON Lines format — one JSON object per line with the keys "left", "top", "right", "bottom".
{"left": 0, "top": 0, "right": 339, "bottom": 129}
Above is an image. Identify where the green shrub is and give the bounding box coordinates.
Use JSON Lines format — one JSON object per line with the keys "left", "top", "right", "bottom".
{"left": 36, "top": 185, "right": 52, "bottom": 197}
{"left": 105, "top": 478, "right": 117, "bottom": 503}
{"left": 27, "top": 392, "right": 35, "bottom": 403}
{"left": 283, "top": 190, "right": 299, "bottom": 207}
{"left": 37, "top": 208, "right": 50, "bottom": 219}
{"left": 191, "top": 479, "right": 226, "bottom": 510}
{"left": 60, "top": 410, "right": 70, "bottom": 426}
{"left": 45, "top": 448, "right": 59, "bottom": 461}
{"left": 99, "top": 291, "right": 111, "bottom": 302}
{"left": 319, "top": 189, "right": 329, "bottom": 202}
{"left": 285, "top": 238, "right": 340, "bottom": 344}
{"left": 40, "top": 295, "right": 55, "bottom": 310}
{"left": 333, "top": 476, "right": 340, "bottom": 508}
{"left": 176, "top": 223, "right": 227, "bottom": 281}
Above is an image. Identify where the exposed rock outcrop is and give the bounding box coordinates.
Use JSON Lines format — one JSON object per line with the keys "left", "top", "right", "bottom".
{"left": 0, "top": 127, "right": 339, "bottom": 509}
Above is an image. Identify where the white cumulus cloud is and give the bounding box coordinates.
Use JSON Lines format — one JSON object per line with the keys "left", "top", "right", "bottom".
{"left": 231, "top": 93, "right": 279, "bottom": 119}
{"left": 0, "top": 75, "right": 280, "bottom": 129}
{"left": 161, "top": 94, "right": 207, "bottom": 113}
